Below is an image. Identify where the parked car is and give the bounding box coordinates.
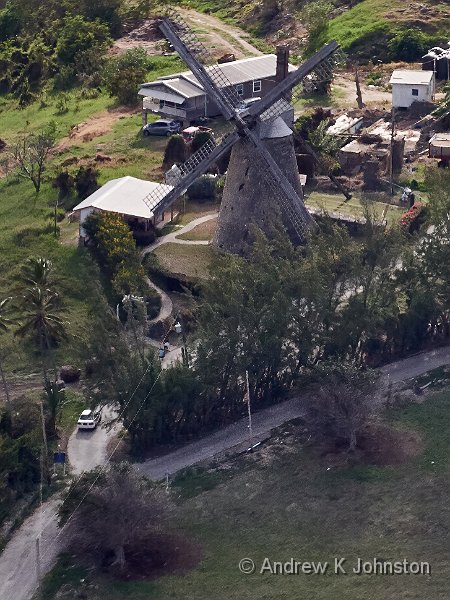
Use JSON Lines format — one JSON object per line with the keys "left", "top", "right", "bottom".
{"left": 77, "top": 408, "right": 102, "bottom": 430}
{"left": 143, "top": 120, "right": 181, "bottom": 137}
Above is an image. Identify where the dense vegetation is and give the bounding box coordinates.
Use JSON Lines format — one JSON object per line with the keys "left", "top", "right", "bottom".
{"left": 0, "top": 0, "right": 153, "bottom": 104}
{"left": 85, "top": 168, "right": 450, "bottom": 456}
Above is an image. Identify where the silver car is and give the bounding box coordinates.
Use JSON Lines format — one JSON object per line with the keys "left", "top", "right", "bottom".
{"left": 143, "top": 119, "right": 181, "bottom": 137}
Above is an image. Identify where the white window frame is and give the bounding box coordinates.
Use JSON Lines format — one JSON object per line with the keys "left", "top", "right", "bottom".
{"left": 236, "top": 83, "right": 244, "bottom": 96}
{"left": 253, "top": 80, "right": 262, "bottom": 93}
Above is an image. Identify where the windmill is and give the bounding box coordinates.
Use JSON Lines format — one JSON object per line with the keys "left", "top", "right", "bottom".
{"left": 143, "top": 8, "right": 342, "bottom": 254}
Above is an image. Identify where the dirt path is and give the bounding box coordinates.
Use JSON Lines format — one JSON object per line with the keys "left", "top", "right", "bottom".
{"left": 333, "top": 74, "right": 391, "bottom": 108}
{"left": 113, "top": 9, "right": 262, "bottom": 60}
{"left": 177, "top": 8, "right": 263, "bottom": 59}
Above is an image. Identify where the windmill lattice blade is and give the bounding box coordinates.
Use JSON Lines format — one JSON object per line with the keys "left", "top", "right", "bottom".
{"left": 244, "top": 127, "right": 314, "bottom": 241}
{"left": 142, "top": 131, "right": 240, "bottom": 217}
{"left": 246, "top": 41, "right": 340, "bottom": 122}
{"left": 160, "top": 9, "right": 241, "bottom": 118}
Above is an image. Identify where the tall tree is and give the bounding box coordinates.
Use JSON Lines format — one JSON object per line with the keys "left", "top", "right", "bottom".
{"left": 12, "top": 123, "right": 56, "bottom": 192}
{"left": 15, "top": 285, "right": 67, "bottom": 384}
{"left": 59, "top": 463, "right": 172, "bottom": 573}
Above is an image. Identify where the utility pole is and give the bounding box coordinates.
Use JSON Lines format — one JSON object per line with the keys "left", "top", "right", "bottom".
{"left": 389, "top": 107, "right": 396, "bottom": 196}
{"left": 245, "top": 370, "right": 253, "bottom": 449}
{"left": 355, "top": 67, "right": 364, "bottom": 109}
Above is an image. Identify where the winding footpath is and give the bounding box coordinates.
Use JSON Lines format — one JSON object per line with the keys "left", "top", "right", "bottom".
{"left": 142, "top": 213, "right": 218, "bottom": 328}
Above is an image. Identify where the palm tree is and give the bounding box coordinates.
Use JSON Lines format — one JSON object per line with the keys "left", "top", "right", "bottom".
{"left": 0, "top": 297, "right": 13, "bottom": 405}
{"left": 16, "top": 285, "right": 68, "bottom": 442}
{"left": 20, "top": 257, "right": 53, "bottom": 288}
{"left": 15, "top": 286, "right": 67, "bottom": 384}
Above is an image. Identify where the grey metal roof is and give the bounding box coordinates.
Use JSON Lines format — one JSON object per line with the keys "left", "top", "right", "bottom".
{"left": 165, "top": 78, "right": 205, "bottom": 98}
{"left": 142, "top": 54, "right": 296, "bottom": 94}
{"left": 258, "top": 115, "right": 293, "bottom": 139}
{"left": 139, "top": 77, "right": 204, "bottom": 100}
{"left": 390, "top": 70, "right": 434, "bottom": 85}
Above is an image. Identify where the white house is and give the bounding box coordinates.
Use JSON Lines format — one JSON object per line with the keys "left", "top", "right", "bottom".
{"left": 73, "top": 176, "right": 173, "bottom": 241}
{"left": 390, "top": 70, "right": 435, "bottom": 109}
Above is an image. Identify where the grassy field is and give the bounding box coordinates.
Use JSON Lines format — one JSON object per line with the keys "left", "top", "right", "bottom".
{"left": 38, "top": 387, "right": 450, "bottom": 599}
{"left": 328, "top": 0, "right": 450, "bottom": 52}
{"left": 153, "top": 243, "right": 214, "bottom": 279}
{"left": 306, "top": 192, "right": 404, "bottom": 224}
{"left": 176, "top": 217, "right": 218, "bottom": 241}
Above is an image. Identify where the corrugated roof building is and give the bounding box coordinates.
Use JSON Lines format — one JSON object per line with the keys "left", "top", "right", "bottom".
{"left": 390, "top": 69, "right": 435, "bottom": 109}
{"left": 139, "top": 54, "right": 295, "bottom": 124}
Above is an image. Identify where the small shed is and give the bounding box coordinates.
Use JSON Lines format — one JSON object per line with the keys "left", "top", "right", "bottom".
{"left": 429, "top": 133, "right": 450, "bottom": 162}
{"left": 390, "top": 70, "right": 434, "bottom": 109}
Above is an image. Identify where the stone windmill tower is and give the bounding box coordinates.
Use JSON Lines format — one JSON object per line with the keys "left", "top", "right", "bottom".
{"left": 141, "top": 9, "right": 341, "bottom": 254}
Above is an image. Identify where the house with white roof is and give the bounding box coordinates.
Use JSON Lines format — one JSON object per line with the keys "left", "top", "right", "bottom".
{"left": 138, "top": 50, "right": 295, "bottom": 124}
{"left": 73, "top": 176, "right": 173, "bottom": 243}
{"left": 390, "top": 69, "right": 435, "bottom": 109}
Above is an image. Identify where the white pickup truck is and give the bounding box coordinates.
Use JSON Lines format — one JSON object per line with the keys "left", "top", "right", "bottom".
{"left": 77, "top": 408, "right": 102, "bottom": 430}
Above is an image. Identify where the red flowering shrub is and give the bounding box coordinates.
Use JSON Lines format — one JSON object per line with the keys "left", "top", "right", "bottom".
{"left": 399, "top": 202, "right": 424, "bottom": 227}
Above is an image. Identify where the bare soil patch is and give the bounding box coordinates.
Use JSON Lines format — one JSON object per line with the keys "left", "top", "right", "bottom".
{"left": 112, "top": 19, "right": 162, "bottom": 55}
{"left": 359, "top": 423, "right": 423, "bottom": 466}
{"left": 53, "top": 107, "right": 137, "bottom": 152}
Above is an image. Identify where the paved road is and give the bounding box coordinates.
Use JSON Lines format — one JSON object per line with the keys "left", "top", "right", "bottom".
{"left": 138, "top": 345, "right": 450, "bottom": 480}
{"left": 137, "top": 397, "right": 303, "bottom": 480}
{"left": 0, "top": 497, "right": 61, "bottom": 600}
{"left": 67, "top": 406, "right": 119, "bottom": 475}
{"left": 0, "top": 408, "right": 119, "bottom": 600}
{"left": 380, "top": 345, "right": 450, "bottom": 383}
{"left": 142, "top": 213, "right": 217, "bottom": 255}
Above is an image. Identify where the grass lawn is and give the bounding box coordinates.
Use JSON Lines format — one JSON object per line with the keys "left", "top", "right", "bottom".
{"left": 176, "top": 217, "right": 217, "bottom": 241}
{"left": 152, "top": 243, "right": 214, "bottom": 279}
{"left": 57, "top": 388, "right": 87, "bottom": 450}
{"left": 38, "top": 388, "right": 450, "bottom": 599}
{"left": 306, "top": 192, "right": 404, "bottom": 224}
{"left": 327, "top": 0, "right": 450, "bottom": 51}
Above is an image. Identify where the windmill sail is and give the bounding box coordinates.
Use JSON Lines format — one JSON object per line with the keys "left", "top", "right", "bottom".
{"left": 149, "top": 8, "right": 342, "bottom": 250}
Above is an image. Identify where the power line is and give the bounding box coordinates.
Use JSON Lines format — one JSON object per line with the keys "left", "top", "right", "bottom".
{"left": 39, "top": 359, "right": 163, "bottom": 562}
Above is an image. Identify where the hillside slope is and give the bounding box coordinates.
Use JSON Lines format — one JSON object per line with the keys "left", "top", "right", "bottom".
{"left": 174, "top": 0, "right": 450, "bottom": 60}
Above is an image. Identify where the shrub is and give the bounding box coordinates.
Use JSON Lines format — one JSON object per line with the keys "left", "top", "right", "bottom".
{"left": 388, "top": 29, "right": 428, "bottom": 62}
{"left": 163, "top": 134, "right": 187, "bottom": 169}
{"left": 75, "top": 166, "right": 99, "bottom": 200}
{"left": 103, "top": 47, "right": 150, "bottom": 106}
{"left": 191, "top": 130, "right": 214, "bottom": 154}
{"left": 186, "top": 175, "right": 217, "bottom": 202}
{"left": 83, "top": 211, "right": 147, "bottom": 298}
